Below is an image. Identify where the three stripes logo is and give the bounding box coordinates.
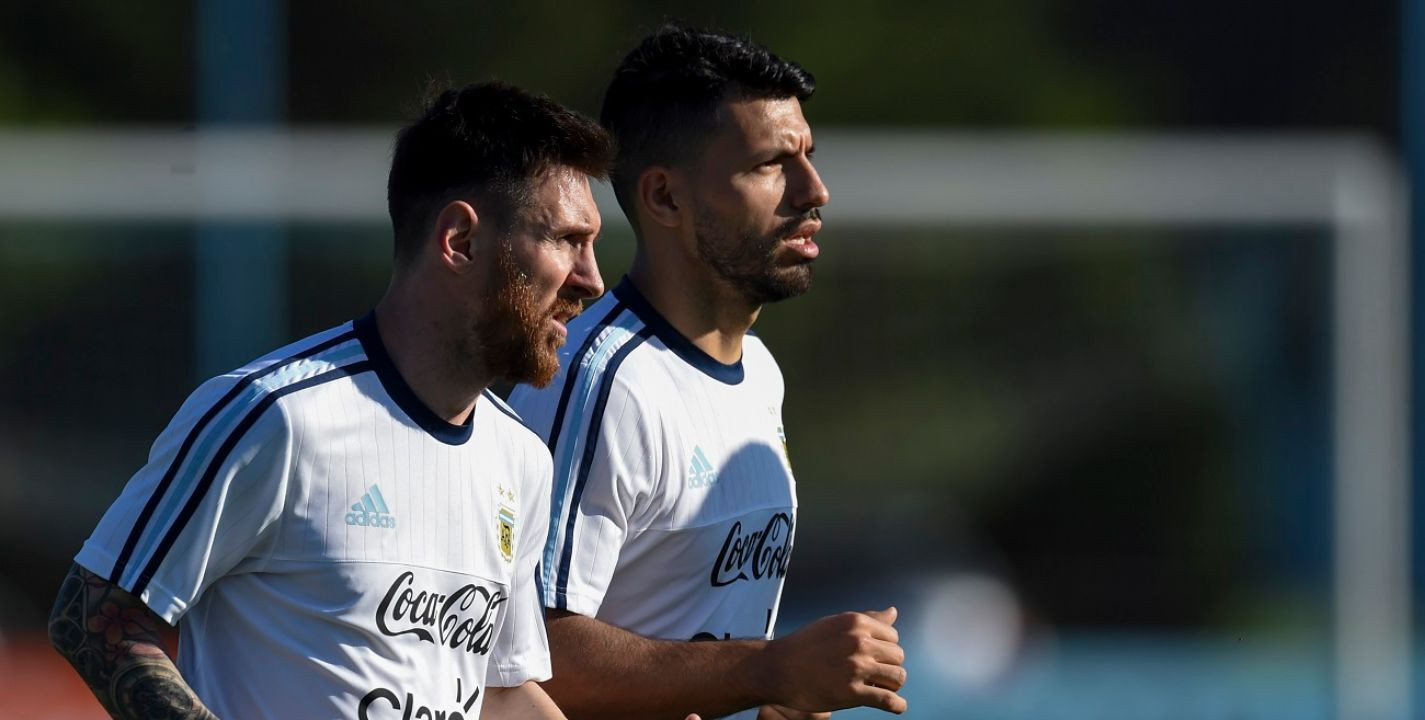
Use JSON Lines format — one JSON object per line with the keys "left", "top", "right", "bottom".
{"left": 346, "top": 484, "right": 396, "bottom": 529}
{"left": 687, "top": 446, "right": 719, "bottom": 489}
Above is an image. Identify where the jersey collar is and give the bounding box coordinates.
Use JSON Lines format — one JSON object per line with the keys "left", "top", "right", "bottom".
{"left": 353, "top": 312, "right": 475, "bottom": 445}
{"left": 612, "top": 277, "right": 746, "bottom": 385}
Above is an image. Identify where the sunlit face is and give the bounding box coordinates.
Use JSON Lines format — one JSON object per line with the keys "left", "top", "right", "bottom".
{"left": 688, "top": 97, "right": 829, "bottom": 305}
{"left": 471, "top": 167, "right": 604, "bottom": 387}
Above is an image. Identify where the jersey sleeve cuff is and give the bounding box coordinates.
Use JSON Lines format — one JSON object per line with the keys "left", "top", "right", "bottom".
{"left": 543, "top": 588, "right": 603, "bottom": 617}
{"left": 74, "top": 543, "right": 191, "bottom": 625}
{"left": 486, "top": 658, "right": 553, "bottom": 687}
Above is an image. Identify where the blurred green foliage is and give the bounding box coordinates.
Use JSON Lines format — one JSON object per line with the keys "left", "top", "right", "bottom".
{"left": 0, "top": 0, "right": 1394, "bottom": 131}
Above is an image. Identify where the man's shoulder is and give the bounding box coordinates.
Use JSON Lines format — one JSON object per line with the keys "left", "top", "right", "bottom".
{"left": 255, "top": 319, "right": 362, "bottom": 364}
{"left": 564, "top": 294, "right": 655, "bottom": 361}
{"left": 481, "top": 390, "right": 544, "bottom": 443}
{"left": 480, "top": 389, "right": 554, "bottom": 465}
{"left": 741, "top": 331, "right": 780, "bottom": 369}
{"left": 172, "top": 320, "right": 367, "bottom": 429}
{"left": 522, "top": 297, "right": 669, "bottom": 399}
{"left": 209, "top": 320, "right": 363, "bottom": 388}
{"left": 506, "top": 351, "right": 674, "bottom": 467}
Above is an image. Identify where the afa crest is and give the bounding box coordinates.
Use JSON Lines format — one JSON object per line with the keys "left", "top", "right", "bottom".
{"left": 498, "top": 504, "right": 517, "bottom": 562}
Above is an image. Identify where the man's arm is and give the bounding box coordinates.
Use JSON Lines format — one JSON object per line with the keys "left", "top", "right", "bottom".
{"left": 48, "top": 563, "right": 218, "bottom": 720}
{"left": 484, "top": 681, "right": 567, "bottom": 719}
{"left": 483, "top": 675, "right": 707, "bottom": 720}
{"left": 542, "top": 607, "right": 907, "bottom": 720}
{"left": 757, "top": 705, "right": 832, "bottom": 720}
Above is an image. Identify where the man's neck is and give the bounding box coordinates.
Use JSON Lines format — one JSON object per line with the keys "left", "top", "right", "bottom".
{"left": 628, "top": 254, "right": 759, "bottom": 365}
{"left": 372, "top": 288, "right": 492, "bottom": 425}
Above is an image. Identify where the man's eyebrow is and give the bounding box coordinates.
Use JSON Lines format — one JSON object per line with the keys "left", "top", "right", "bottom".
{"left": 554, "top": 223, "right": 600, "bottom": 238}
{"left": 767, "top": 136, "right": 811, "bottom": 159}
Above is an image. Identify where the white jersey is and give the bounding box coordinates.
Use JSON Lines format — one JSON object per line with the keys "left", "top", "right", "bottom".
{"left": 508, "top": 277, "right": 797, "bottom": 657}
{"left": 76, "top": 313, "right": 551, "bottom": 720}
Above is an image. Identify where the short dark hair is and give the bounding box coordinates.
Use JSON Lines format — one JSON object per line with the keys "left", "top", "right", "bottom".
{"left": 387, "top": 81, "right": 614, "bottom": 263}
{"left": 601, "top": 24, "right": 816, "bottom": 223}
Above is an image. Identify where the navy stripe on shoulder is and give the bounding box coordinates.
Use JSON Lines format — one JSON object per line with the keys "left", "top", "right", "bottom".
{"left": 109, "top": 327, "right": 359, "bottom": 585}
{"left": 481, "top": 389, "right": 524, "bottom": 423}
{"left": 129, "top": 360, "right": 372, "bottom": 597}
{"left": 481, "top": 389, "right": 544, "bottom": 444}
{"left": 552, "top": 327, "right": 653, "bottom": 609}
{"left": 545, "top": 301, "right": 627, "bottom": 456}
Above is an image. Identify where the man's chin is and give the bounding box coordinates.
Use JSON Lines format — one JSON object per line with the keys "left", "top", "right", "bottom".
{"left": 509, "top": 346, "right": 563, "bottom": 388}
{"left": 519, "top": 370, "right": 557, "bottom": 389}
{"left": 748, "top": 265, "right": 813, "bottom": 304}
{"left": 506, "top": 362, "right": 558, "bottom": 388}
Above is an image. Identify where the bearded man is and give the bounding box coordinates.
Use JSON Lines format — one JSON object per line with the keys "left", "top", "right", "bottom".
{"left": 48, "top": 82, "right": 610, "bottom": 720}
{"left": 508, "top": 25, "right": 908, "bottom": 720}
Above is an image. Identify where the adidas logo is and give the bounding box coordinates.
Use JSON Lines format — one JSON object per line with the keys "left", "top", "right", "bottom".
{"left": 345, "top": 484, "right": 396, "bottom": 528}
{"left": 687, "top": 446, "right": 719, "bottom": 489}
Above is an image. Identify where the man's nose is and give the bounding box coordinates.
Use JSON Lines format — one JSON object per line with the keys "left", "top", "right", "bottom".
{"left": 792, "top": 156, "right": 830, "bottom": 211}
{"left": 566, "top": 242, "right": 604, "bottom": 300}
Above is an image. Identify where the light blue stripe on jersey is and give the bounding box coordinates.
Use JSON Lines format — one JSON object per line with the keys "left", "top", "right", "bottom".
{"left": 120, "top": 339, "right": 365, "bottom": 588}
{"left": 542, "top": 310, "right": 643, "bottom": 600}
{"left": 368, "top": 484, "right": 389, "bottom": 514}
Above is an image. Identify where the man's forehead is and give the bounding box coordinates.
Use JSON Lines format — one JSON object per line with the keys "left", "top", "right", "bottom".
{"left": 714, "top": 97, "right": 811, "bottom": 144}
{"left": 522, "top": 167, "right": 600, "bottom": 233}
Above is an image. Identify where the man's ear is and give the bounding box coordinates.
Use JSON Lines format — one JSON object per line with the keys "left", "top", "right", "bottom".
{"left": 433, "top": 200, "right": 479, "bottom": 272}
{"left": 637, "top": 166, "right": 684, "bottom": 230}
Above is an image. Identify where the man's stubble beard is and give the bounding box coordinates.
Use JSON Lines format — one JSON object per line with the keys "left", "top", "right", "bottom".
{"left": 466, "top": 240, "right": 579, "bottom": 389}
{"left": 693, "top": 207, "right": 818, "bottom": 306}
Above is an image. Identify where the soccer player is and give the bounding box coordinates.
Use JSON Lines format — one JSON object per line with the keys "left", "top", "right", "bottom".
{"left": 47, "top": 82, "right": 611, "bottom": 720}
{"left": 507, "top": 25, "right": 908, "bottom": 720}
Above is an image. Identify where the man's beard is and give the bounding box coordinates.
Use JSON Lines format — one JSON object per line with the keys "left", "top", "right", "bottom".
{"left": 469, "top": 241, "right": 580, "bottom": 388}
{"left": 694, "top": 207, "right": 818, "bottom": 306}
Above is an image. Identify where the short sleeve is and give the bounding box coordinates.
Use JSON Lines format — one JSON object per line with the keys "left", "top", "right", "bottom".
{"left": 538, "top": 371, "right": 662, "bottom": 617}
{"left": 487, "top": 444, "right": 555, "bottom": 687}
{"left": 75, "top": 375, "right": 293, "bottom": 624}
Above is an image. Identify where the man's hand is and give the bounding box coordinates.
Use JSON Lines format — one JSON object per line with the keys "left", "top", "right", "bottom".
{"left": 758, "top": 607, "right": 907, "bottom": 714}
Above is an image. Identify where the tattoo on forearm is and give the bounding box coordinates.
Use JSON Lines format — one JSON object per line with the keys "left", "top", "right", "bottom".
{"left": 48, "top": 565, "right": 218, "bottom": 720}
